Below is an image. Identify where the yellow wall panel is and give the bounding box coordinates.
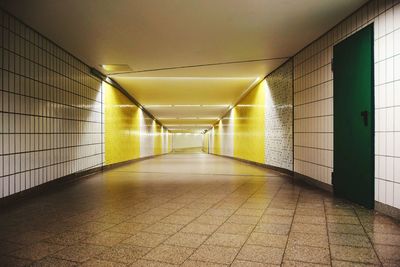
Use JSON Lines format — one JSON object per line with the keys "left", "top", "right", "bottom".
{"left": 213, "top": 120, "right": 222, "bottom": 154}
{"left": 104, "top": 82, "right": 140, "bottom": 165}
{"left": 233, "top": 80, "right": 266, "bottom": 164}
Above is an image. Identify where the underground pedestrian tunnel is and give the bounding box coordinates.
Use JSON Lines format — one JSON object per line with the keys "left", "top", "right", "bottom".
{"left": 0, "top": 0, "right": 400, "bottom": 266}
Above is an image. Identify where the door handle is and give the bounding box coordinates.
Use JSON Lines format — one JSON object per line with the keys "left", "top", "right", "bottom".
{"left": 360, "top": 110, "right": 368, "bottom": 126}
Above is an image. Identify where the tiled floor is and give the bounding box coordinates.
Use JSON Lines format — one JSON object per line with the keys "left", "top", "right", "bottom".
{"left": 1, "top": 153, "right": 400, "bottom": 266}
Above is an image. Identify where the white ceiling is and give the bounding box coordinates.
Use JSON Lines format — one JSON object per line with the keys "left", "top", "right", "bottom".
{"left": 1, "top": 0, "right": 368, "bottom": 132}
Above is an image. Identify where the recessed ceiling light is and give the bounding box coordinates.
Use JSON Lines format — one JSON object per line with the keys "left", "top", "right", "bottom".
{"left": 100, "top": 64, "right": 132, "bottom": 73}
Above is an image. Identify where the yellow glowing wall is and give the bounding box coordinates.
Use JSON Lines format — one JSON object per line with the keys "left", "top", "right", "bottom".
{"left": 213, "top": 120, "right": 223, "bottom": 154}
{"left": 233, "top": 80, "right": 266, "bottom": 163}
{"left": 104, "top": 82, "right": 140, "bottom": 165}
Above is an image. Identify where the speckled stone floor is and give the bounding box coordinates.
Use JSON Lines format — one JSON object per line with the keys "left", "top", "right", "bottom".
{"left": 0, "top": 153, "right": 399, "bottom": 266}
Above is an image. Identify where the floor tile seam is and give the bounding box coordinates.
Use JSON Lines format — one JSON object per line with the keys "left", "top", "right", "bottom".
{"left": 135, "top": 181, "right": 253, "bottom": 263}
{"left": 176, "top": 182, "right": 266, "bottom": 264}
{"left": 280, "top": 185, "right": 301, "bottom": 265}
{"left": 349, "top": 205, "right": 384, "bottom": 266}
{"left": 25, "top": 241, "right": 94, "bottom": 264}
{"left": 229, "top": 182, "right": 287, "bottom": 265}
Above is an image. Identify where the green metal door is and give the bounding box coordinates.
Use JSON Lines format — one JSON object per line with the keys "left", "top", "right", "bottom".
{"left": 333, "top": 24, "right": 374, "bottom": 209}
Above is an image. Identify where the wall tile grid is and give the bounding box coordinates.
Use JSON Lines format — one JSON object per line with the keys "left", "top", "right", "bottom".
{"left": 265, "top": 60, "right": 293, "bottom": 170}
{"left": 0, "top": 9, "right": 104, "bottom": 198}
{"left": 293, "top": 0, "right": 400, "bottom": 208}
{"left": 220, "top": 109, "right": 234, "bottom": 157}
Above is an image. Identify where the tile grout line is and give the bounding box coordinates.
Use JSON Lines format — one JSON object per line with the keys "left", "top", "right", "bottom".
{"left": 354, "top": 207, "right": 384, "bottom": 266}
{"left": 323, "top": 196, "right": 333, "bottom": 266}
{"left": 227, "top": 180, "right": 288, "bottom": 266}
{"left": 280, "top": 183, "right": 301, "bottom": 265}
{"left": 134, "top": 178, "right": 252, "bottom": 265}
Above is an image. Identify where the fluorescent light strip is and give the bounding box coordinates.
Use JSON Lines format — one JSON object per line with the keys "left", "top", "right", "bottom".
{"left": 145, "top": 104, "right": 230, "bottom": 108}
{"left": 116, "top": 77, "right": 258, "bottom": 80}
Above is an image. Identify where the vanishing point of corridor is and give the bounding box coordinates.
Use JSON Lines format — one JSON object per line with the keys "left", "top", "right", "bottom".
{"left": 1, "top": 153, "right": 399, "bottom": 266}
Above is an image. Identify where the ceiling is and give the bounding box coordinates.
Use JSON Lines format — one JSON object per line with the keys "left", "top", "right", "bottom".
{"left": 1, "top": 0, "right": 368, "bottom": 132}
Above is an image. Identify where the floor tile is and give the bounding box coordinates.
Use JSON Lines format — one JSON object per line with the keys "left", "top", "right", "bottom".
{"left": 164, "top": 232, "right": 208, "bottom": 248}
{"left": 236, "top": 244, "right": 284, "bottom": 264}
{"left": 143, "top": 244, "right": 194, "bottom": 264}
{"left": 83, "top": 231, "right": 130, "bottom": 247}
{"left": 194, "top": 215, "right": 227, "bottom": 225}
{"left": 80, "top": 259, "right": 127, "bottom": 266}
{"left": 293, "top": 215, "right": 325, "bottom": 225}
{"left": 96, "top": 243, "right": 150, "bottom": 264}
{"left": 181, "top": 223, "right": 219, "bottom": 235}
{"left": 330, "top": 244, "right": 380, "bottom": 264}
{"left": 254, "top": 223, "right": 290, "bottom": 235}
{"left": 217, "top": 223, "right": 253, "bottom": 235}
{"left": 53, "top": 243, "right": 108, "bottom": 262}
{"left": 205, "top": 233, "right": 247, "bottom": 247}
{"left": 131, "top": 259, "right": 177, "bottom": 266}
{"left": 291, "top": 223, "right": 327, "bottom": 234}
{"left": 247, "top": 232, "right": 288, "bottom": 248}
{"left": 284, "top": 244, "right": 330, "bottom": 264}
{"left": 374, "top": 244, "right": 400, "bottom": 265}
{"left": 189, "top": 244, "right": 239, "bottom": 265}
{"left": 107, "top": 222, "right": 148, "bottom": 234}
{"left": 328, "top": 223, "right": 365, "bottom": 235}
{"left": 182, "top": 260, "right": 227, "bottom": 266}
{"left": 327, "top": 215, "right": 360, "bottom": 225}
{"left": 122, "top": 231, "right": 169, "bottom": 247}
{"left": 282, "top": 260, "right": 329, "bottom": 266}
{"left": 72, "top": 222, "right": 115, "bottom": 234}
{"left": 161, "top": 215, "right": 195, "bottom": 225}
{"left": 287, "top": 232, "right": 328, "bottom": 248}
{"left": 9, "top": 241, "right": 64, "bottom": 261}
{"left": 31, "top": 256, "right": 79, "bottom": 266}
{"left": 260, "top": 215, "right": 293, "bottom": 225}
{"left": 368, "top": 232, "right": 400, "bottom": 246}
{"left": 45, "top": 230, "right": 92, "bottom": 246}
{"left": 329, "top": 233, "right": 372, "bottom": 247}
{"left": 227, "top": 215, "right": 259, "bottom": 225}
{"left": 264, "top": 208, "right": 295, "bottom": 216}
{"left": 0, "top": 255, "right": 32, "bottom": 267}
{"left": 143, "top": 222, "right": 183, "bottom": 235}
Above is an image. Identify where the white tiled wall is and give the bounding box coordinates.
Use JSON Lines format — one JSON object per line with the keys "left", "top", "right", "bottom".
{"left": 220, "top": 110, "right": 234, "bottom": 157}
{"left": 265, "top": 60, "right": 293, "bottom": 170}
{"left": 0, "top": 9, "right": 104, "bottom": 198}
{"left": 139, "top": 112, "right": 155, "bottom": 158}
{"left": 293, "top": 0, "right": 400, "bottom": 209}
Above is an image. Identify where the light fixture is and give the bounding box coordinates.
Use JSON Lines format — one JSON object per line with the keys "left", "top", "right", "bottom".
{"left": 101, "top": 64, "right": 132, "bottom": 73}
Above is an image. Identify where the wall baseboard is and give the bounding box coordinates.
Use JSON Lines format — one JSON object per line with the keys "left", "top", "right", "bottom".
{"left": 0, "top": 166, "right": 103, "bottom": 210}
{"left": 103, "top": 153, "right": 170, "bottom": 171}
{"left": 209, "top": 153, "right": 293, "bottom": 177}
{"left": 0, "top": 153, "right": 170, "bottom": 210}
{"left": 293, "top": 172, "right": 333, "bottom": 193}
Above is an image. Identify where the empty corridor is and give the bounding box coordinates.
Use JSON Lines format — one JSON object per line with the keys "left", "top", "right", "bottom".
{"left": 0, "top": 153, "right": 400, "bottom": 266}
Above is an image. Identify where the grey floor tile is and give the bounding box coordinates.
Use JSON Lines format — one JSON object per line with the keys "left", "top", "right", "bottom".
{"left": 189, "top": 244, "right": 239, "bottom": 265}
{"left": 143, "top": 244, "right": 194, "bottom": 264}
{"left": 284, "top": 244, "right": 330, "bottom": 265}
{"left": 164, "top": 232, "right": 208, "bottom": 248}
{"left": 330, "top": 244, "right": 380, "bottom": 264}
{"left": 237, "top": 244, "right": 284, "bottom": 265}
{"left": 122, "top": 231, "right": 169, "bottom": 248}
{"left": 96, "top": 243, "right": 151, "bottom": 264}
{"left": 247, "top": 232, "right": 288, "bottom": 248}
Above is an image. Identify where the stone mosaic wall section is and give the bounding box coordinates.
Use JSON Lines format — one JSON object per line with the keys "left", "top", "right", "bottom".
{"left": 265, "top": 60, "right": 293, "bottom": 170}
